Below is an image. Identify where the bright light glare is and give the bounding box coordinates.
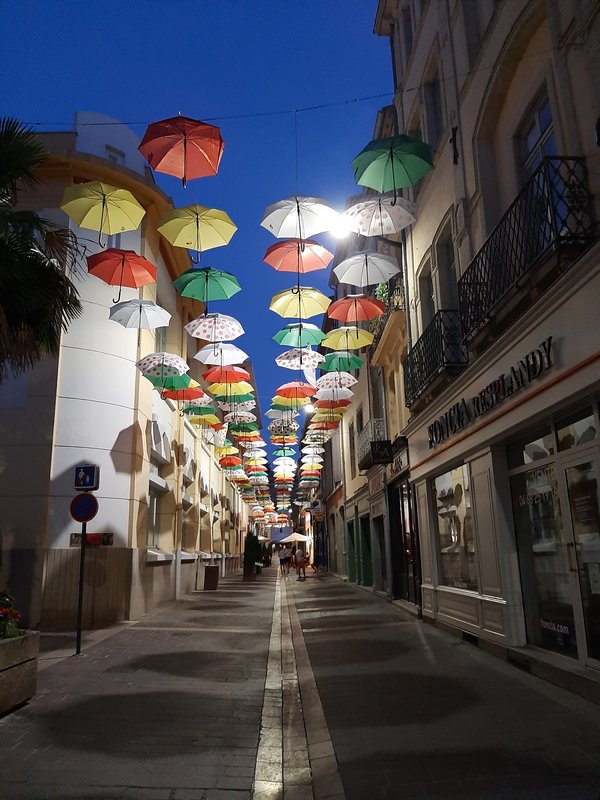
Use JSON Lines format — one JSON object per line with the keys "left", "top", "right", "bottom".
{"left": 329, "top": 213, "right": 356, "bottom": 239}
{"left": 303, "top": 403, "right": 315, "bottom": 414}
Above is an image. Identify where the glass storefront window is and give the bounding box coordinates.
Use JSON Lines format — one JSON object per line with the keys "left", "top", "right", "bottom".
{"left": 433, "top": 464, "right": 478, "bottom": 591}
{"left": 507, "top": 427, "right": 555, "bottom": 469}
{"left": 557, "top": 407, "right": 597, "bottom": 452}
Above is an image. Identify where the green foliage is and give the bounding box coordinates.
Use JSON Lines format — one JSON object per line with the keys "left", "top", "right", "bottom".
{"left": 0, "top": 117, "right": 83, "bottom": 383}
{"left": 0, "top": 588, "right": 23, "bottom": 639}
{"left": 374, "top": 282, "right": 389, "bottom": 305}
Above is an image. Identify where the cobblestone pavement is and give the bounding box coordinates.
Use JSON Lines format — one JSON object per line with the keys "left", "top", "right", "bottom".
{"left": 2, "top": 569, "right": 600, "bottom": 800}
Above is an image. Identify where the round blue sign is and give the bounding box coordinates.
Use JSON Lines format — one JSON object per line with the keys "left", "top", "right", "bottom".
{"left": 70, "top": 492, "right": 99, "bottom": 523}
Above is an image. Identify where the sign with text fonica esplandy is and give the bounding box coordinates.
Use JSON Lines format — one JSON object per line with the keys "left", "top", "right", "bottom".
{"left": 428, "top": 337, "right": 554, "bottom": 449}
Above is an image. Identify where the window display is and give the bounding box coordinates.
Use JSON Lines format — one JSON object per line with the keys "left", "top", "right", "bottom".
{"left": 433, "top": 464, "right": 478, "bottom": 591}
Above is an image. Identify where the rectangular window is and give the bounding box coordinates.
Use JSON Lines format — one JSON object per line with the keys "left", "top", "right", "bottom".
{"left": 356, "top": 407, "right": 364, "bottom": 434}
{"left": 433, "top": 464, "right": 478, "bottom": 591}
{"left": 349, "top": 422, "right": 356, "bottom": 479}
{"left": 518, "top": 93, "right": 556, "bottom": 178}
{"left": 401, "top": 6, "right": 413, "bottom": 64}
{"left": 148, "top": 490, "right": 161, "bottom": 547}
{"left": 423, "top": 71, "right": 444, "bottom": 147}
{"left": 436, "top": 229, "right": 458, "bottom": 309}
{"left": 507, "top": 427, "right": 555, "bottom": 469}
{"left": 155, "top": 323, "right": 167, "bottom": 353}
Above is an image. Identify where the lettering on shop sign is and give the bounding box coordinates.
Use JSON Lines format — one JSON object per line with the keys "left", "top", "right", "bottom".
{"left": 428, "top": 337, "right": 554, "bottom": 449}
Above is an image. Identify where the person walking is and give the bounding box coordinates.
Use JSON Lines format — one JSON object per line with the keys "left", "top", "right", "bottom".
{"left": 295, "top": 547, "right": 306, "bottom": 581}
{"left": 283, "top": 545, "right": 292, "bottom": 574}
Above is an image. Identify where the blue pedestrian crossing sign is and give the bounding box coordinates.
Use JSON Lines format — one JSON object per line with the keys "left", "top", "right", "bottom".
{"left": 74, "top": 465, "right": 100, "bottom": 491}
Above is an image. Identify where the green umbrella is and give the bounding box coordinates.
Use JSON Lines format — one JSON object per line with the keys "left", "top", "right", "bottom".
{"left": 183, "top": 404, "right": 217, "bottom": 416}
{"left": 352, "top": 135, "right": 434, "bottom": 200}
{"left": 320, "top": 351, "right": 364, "bottom": 372}
{"left": 214, "top": 392, "right": 255, "bottom": 403}
{"left": 146, "top": 373, "right": 192, "bottom": 390}
{"left": 273, "top": 322, "right": 325, "bottom": 348}
{"left": 172, "top": 266, "right": 241, "bottom": 310}
{"left": 229, "top": 422, "right": 259, "bottom": 434}
{"left": 273, "top": 448, "right": 297, "bottom": 457}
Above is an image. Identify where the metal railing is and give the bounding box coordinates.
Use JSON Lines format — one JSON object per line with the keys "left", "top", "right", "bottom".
{"left": 403, "top": 310, "right": 467, "bottom": 408}
{"left": 368, "top": 273, "right": 406, "bottom": 354}
{"left": 458, "top": 156, "right": 596, "bottom": 341}
{"left": 357, "top": 418, "right": 386, "bottom": 465}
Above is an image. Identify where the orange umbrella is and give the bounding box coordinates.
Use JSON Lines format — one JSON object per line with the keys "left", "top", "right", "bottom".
{"left": 87, "top": 248, "right": 157, "bottom": 302}
{"left": 202, "top": 365, "right": 250, "bottom": 383}
{"left": 327, "top": 294, "right": 386, "bottom": 324}
{"left": 263, "top": 238, "right": 333, "bottom": 273}
{"left": 161, "top": 386, "right": 205, "bottom": 402}
{"left": 276, "top": 381, "right": 315, "bottom": 399}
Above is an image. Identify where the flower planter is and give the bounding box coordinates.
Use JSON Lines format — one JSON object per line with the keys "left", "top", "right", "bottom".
{"left": 0, "top": 631, "right": 39, "bottom": 716}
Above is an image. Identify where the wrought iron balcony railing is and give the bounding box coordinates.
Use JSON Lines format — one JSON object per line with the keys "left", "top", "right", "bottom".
{"left": 403, "top": 310, "right": 467, "bottom": 409}
{"left": 458, "top": 157, "right": 596, "bottom": 342}
{"left": 368, "top": 273, "right": 406, "bottom": 355}
{"left": 357, "top": 418, "right": 392, "bottom": 471}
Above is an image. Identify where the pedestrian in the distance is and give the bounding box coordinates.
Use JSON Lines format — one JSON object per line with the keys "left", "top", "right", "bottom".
{"left": 278, "top": 545, "right": 286, "bottom": 576}
{"left": 283, "top": 545, "right": 292, "bottom": 574}
{"left": 295, "top": 548, "right": 306, "bottom": 581}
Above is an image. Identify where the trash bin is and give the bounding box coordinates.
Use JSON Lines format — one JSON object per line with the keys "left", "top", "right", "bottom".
{"left": 203, "top": 564, "right": 219, "bottom": 591}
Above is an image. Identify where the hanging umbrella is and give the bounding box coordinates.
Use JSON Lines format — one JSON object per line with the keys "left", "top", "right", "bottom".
{"left": 60, "top": 181, "right": 146, "bottom": 245}
{"left": 207, "top": 381, "right": 254, "bottom": 396}
{"left": 327, "top": 294, "right": 386, "bottom": 324}
{"left": 268, "top": 420, "right": 300, "bottom": 433}
{"left": 270, "top": 286, "right": 331, "bottom": 319}
{"left": 218, "top": 398, "right": 256, "bottom": 411}
{"left": 315, "top": 387, "right": 354, "bottom": 401}
{"left": 185, "top": 404, "right": 216, "bottom": 417}
{"left": 266, "top": 409, "right": 299, "bottom": 419}
{"left": 333, "top": 251, "right": 400, "bottom": 287}
{"left": 194, "top": 342, "right": 248, "bottom": 365}
{"left": 109, "top": 299, "right": 171, "bottom": 330}
{"left": 321, "top": 327, "right": 374, "bottom": 351}
{"left": 158, "top": 205, "right": 237, "bottom": 261}
{"left": 189, "top": 412, "right": 221, "bottom": 427}
{"left": 146, "top": 373, "right": 195, "bottom": 391}
{"left": 273, "top": 448, "right": 297, "bottom": 457}
{"left": 275, "top": 348, "right": 324, "bottom": 370}
{"left": 320, "top": 351, "right": 364, "bottom": 372}
{"left": 314, "top": 398, "right": 352, "bottom": 409}
{"left": 223, "top": 410, "right": 256, "bottom": 423}
{"left": 185, "top": 312, "right": 244, "bottom": 342}
{"left": 139, "top": 116, "right": 224, "bottom": 187}
{"left": 87, "top": 248, "right": 157, "bottom": 302}
{"left": 172, "top": 266, "right": 241, "bottom": 308}
{"left": 136, "top": 352, "right": 188, "bottom": 379}
{"left": 244, "top": 448, "right": 267, "bottom": 458}
{"left": 229, "top": 422, "right": 259, "bottom": 434}
{"left": 301, "top": 453, "right": 324, "bottom": 461}
{"left": 343, "top": 193, "right": 417, "bottom": 237}
{"left": 272, "top": 322, "right": 326, "bottom": 347}
{"left": 219, "top": 456, "right": 242, "bottom": 468}
{"left": 263, "top": 238, "right": 333, "bottom": 273}
{"left": 162, "top": 385, "right": 205, "bottom": 402}
{"left": 260, "top": 196, "right": 340, "bottom": 239}
{"left": 351, "top": 134, "right": 434, "bottom": 199}
{"left": 309, "top": 422, "right": 339, "bottom": 431}
{"left": 203, "top": 365, "right": 250, "bottom": 383}
{"left": 276, "top": 381, "right": 315, "bottom": 399}
{"left": 316, "top": 371, "right": 358, "bottom": 389}
{"left": 312, "top": 413, "right": 343, "bottom": 423}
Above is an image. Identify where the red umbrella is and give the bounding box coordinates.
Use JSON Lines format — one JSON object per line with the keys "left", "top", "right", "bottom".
{"left": 327, "top": 294, "right": 386, "bottom": 324}
{"left": 161, "top": 386, "right": 205, "bottom": 402}
{"left": 87, "top": 248, "right": 157, "bottom": 302}
{"left": 315, "top": 399, "right": 352, "bottom": 409}
{"left": 276, "top": 381, "right": 315, "bottom": 399}
{"left": 138, "top": 116, "right": 224, "bottom": 187}
{"left": 202, "top": 365, "right": 250, "bottom": 383}
{"left": 219, "top": 456, "right": 242, "bottom": 468}
{"left": 309, "top": 422, "right": 339, "bottom": 430}
{"left": 263, "top": 238, "right": 333, "bottom": 273}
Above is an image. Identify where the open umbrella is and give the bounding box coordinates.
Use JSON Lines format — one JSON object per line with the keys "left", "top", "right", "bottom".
{"left": 263, "top": 238, "right": 333, "bottom": 273}
{"left": 269, "top": 287, "right": 330, "bottom": 319}
{"left": 146, "top": 373, "right": 195, "bottom": 392}
{"left": 321, "top": 326, "right": 374, "bottom": 351}
{"left": 218, "top": 398, "right": 256, "bottom": 411}
{"left": 351, "top": 134, "right": 434, "bottom": 200}
{"left": 61, "top": 181, "right": 146, "bottom": 246}
{"left": 276, "top": 381, "right": 315, "bottom": 399}
{"left": 275, "top": 348, "right": 324, "bottom": 371}
{"left": 315, "top": 387, "right": 354, "bottom": 401}
{"left": 272, "top": 322, "right": 325, "bottom": 348}
{"left": 207, "top": 381, "right": 254, "bottom": 396}
{"left": 139, "top": 116, "right": 224, "bottom": 187}
{"left": 109, "top": 299, "right": 171, "bottom": 330}
{"left": 261, "top": 196, "right": 340, "bottom": 239}
{"left": 223, "top": 410, "right": 256, "bottom": 423}
{"left": 87, "top": 248, "right": 157, "bottom": 301}
{"left": 194, "top": 342, "right": 248, "bottom": 366}
{"left": 158, "top": 205, "right": 237, "bottom": 262}
{"left": 327, "top": 294, "right": 385, "bottom": 324}
{"left": 162, "top": 385, "right": 205, "bottom": 402}
{"left": 333, "top": 251, "right": 400, "bottom": 288}
{"left": 202, "top": 365, "right": 250, "bottom": 383}
{"left": 320, "top": 351, "right": 364, "bottom": 372}
{"left": 184, "top": 403, "right": 216, "bottom": 417}
{"left": 136, "top": 352, "right": 188, "bottom": 379}
{"left": 343, "top": 193, "right": 417, "bottom": 237}
{"left": 316, "top": 371, "right": 358, "bottom": 389}
{"left": 185, "top": 312, "right": 244, "bottom": 342}
{"left": 172, "top": 266, "right": 241, "bottom": 309}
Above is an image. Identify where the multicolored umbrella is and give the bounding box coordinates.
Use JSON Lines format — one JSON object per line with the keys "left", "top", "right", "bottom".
{"left": 327, "top": 294, "right": 385, "bottom": 324}
{"left": 147, "top": 373, "right": 195, "bottom": 391}
{"left": 136, "top": 352, "right": 188, "bottom": 378}
{"left": 333, "top": 251, "right": 400, "bottom": 288}
{"left": 61, "top": 181, "right": 145, "bottom": 245}
{"left": 351, "top": 134, "right": 434, "bottom": 199}
{"left": 260, "top": 196, "right": 340, "bottom": 239}
{"left": 275, "top": 347, "right": 324, "bottom": 370}
{"left": 172, "top": 266, "right": 241, "bottom": 308}
{"left": 343, "top": 193, "right": 417, "bottom": 237}
{"left": 321, "top": 326, "right": 374, "bottom": 351}
{"left": 194, "top": 342, "right": 248, "bottom": 365}
{"left": 263, "top": 238, "right": 333, "bottom": 273}
{"left": 87, "top": 248, "right": 156, "bottom": 302}
{"left": 218, "top": 398, "right": 256, "bottom": 411}
{"left": 269, "top": 286, "right": 331, "bottom": 319}
{"left": 158, "top": 205, "right": 237, "bottom": 260}
{"left": 272, "top": 322, "right": 325, "bottom": 348}
{"left": 138, "top": 116, "right": 224, "bottom": 187}
{"left": 223, "top": 410, "right": 256, "bottom": 423}
{"left": 316, "top": 371, "right": 358, "bottom": 389}
{"left": 109, "top": 299, "right": 171, "bottom": 329}
{"left": 185, "top": 312, "right": 244, "bottom": 342}
{"left": 320, "top": 351, "right": 364, "bottom": 372}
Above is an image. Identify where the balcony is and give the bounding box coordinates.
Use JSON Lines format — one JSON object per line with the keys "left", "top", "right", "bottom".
{"left": 357, "top": 418, "right": 392, "bottom": 471}
{"left": 459, "top": 157, "right": 596, "bottom": 347}
{"left": 403, "top": 310, "right": 467, "bottom": 410}
{"left": 368, "top": 273, "right": 406, "bottom": 356}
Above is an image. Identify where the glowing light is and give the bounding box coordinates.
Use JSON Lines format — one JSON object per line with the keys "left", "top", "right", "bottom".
{"left": 303, "top": 403, "right": 315, "bottom": 414}
{"left": 329, "top": 213, "right": 356, "bottom": 239}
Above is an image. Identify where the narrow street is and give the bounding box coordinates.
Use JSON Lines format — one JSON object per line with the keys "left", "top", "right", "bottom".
{"left": 1, "top": 570, "right": 599, "bottom": 799}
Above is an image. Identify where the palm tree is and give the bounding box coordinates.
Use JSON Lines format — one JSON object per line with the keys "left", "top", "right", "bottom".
{"left": 0, "top": 117, "right": 82, "bottom": 383}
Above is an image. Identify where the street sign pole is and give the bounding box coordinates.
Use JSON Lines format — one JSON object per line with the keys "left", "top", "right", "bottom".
{"left": 75, "top": 520, "right": 87, "bottom": 656}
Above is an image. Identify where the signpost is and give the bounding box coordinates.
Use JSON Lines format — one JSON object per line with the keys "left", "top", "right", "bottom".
{"left": 70, "top": 468, "right": 100, "bottom": 655}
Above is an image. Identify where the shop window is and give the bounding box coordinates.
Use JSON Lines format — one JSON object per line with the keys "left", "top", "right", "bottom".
{"left": 557, "top": 407, "right": 597, "bottom": 452}
{"left": 432, "top": 464, "right": 478, "bottom": 591}
{"left": 507, "top": 427, "right": 555, "bottom": 469}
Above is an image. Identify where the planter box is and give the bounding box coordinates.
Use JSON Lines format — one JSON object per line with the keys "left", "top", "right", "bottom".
{"left": 0, "top": 631, "right": 39, "bottom": 716}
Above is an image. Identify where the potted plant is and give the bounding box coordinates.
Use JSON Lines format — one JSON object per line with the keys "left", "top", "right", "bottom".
{"left": 243, "top": 532, "right": 262, "bottom": 582}
{"left": 0, "top": 588, "right": 39, "bottom": 715}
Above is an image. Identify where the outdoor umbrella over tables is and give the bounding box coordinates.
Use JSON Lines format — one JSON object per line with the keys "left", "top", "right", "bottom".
{"left": 158, "top": 205, "right": 237, "bottom": 262}
{"left": 343, "top": 193, "right": 417, "bottom": 237}
{"left": 139, "top": 116, "right": 224, "bottom": 187}
{"left": 261, "top": 196, "right": 340, "bottom": 239}
{"left": 351, "top": 134, "right": 434, "bottom": 201}
{"left": 263, "top": 238, "right": 333, "bottom": 273}
{"left": 109, "top": 299, "right": 171, "bottom": 330}
{"left": 61, "top": 181, "right": 145, "bottom": 246}
{"left": 87, "top": 248, "right": 157, "bottom": 302}
{"left": 333, "top": 251, "right": 400, "bottom": 288}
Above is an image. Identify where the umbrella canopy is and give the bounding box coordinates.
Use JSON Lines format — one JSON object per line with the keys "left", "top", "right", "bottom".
{"left": 109, "top": 299, "right": 171, "bottom": 330}
{"left": 261, "top": 196, "right": 339, "bottom": 239}
{"left": 273, "top": 448, "right": 297, "bottom": 457}
{"left": 315, "top": 387, "right": 354, "bottom": 401}
{"left": 218, "top": 398, "right": 256, "bottom": 411}
{"left": 215, "top": 443, "right": 239, "bottom": 456}
{"left": 327, "top": 294, "right": 385, "bottom": 324}
{"left": 316, "top": 371, "right": 357, "bottom": 389}
{"left": 276, "top": 381, "right": 315, "bottom": 399}
{"left": 158, "top": 205, "right": 237, "bottom": 257}
{"left": 223, "top": 410, "right": 256, "bottom": 423}
{"left": 162, "top": 385, "right": 205, "bottom": 402}
{"left": 343, "top": 192, "right": 417, "bottom": 237}
{"left": 263, "top": 238, "right": 333, "bottom": 273}
{"left": 138, "top": 116, "right": 224, "bottom": 187}
{"left": 185, "top": 312, "right": 244, "bottom": 342}
{"left": 266, "top": 409, "right": 299, "bottom": 419}
{"left": 184, "top": 404, "right": 216, "bottom": 417}
{"left": 272, "top": 322, "right": 325, "bottom": 347}
{"left": 87, "top": 248, "right": 157, "bottom": 302}
{"left": 320, "top": 351, "right": 364, "bottom": 372}
{"left": 351, "top": 134, "right": 434, "bottom": 196}
{"left": 275, "top": 348, "right": 324, "bottom": 370}
{"left": 188, "top": 413, "right": 220, "bottom": 427}
{"left": 203, "top": 365, "right": 250, "bottom": 383}
{"left": 207, "top": 381, "right": 253, "bottom": 396}
{"left": 269, "top": 286, "right": 331, "bottom": 319}
{"left": 314, "top": 398, "right": 352, "bottom": 409}
{"left": 136, "top": 352, "right": 188, "bottom": 378}
{"left": 147, "top": 373, "right": 196, "bottom": 392}
{"left": 333, "top": 251, "right": 400, "bottom": 288}
{"left": 194, "top": 342, "right": 248, "bottom": 365}
{"left": 219, "top": 456, "right": 242, "bottom": 468}
{"left": 322, "top": 326, "right": 374, "bottom": 351}
{"left": 172, "top": 266, "right": 241, "bottom": 306}
{"left": 61, "top": 181, "right": 145, "bottom": 244}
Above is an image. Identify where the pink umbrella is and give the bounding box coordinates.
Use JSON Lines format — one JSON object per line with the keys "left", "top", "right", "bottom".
{"left": 263, "top": 238, "right": 333, "bottom": 273}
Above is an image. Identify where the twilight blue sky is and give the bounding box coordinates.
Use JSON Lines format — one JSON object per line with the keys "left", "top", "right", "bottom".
{"left": 1, "top": 0, "right": 391, "bottom": 444}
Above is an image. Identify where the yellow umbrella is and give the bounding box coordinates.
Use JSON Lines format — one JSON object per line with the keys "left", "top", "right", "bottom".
{"left": 269, "top": 286, "right": 331, "bottom": 319}
{"left": 321, "top": 326, "right": 374, "bottom": 350}
{"left": 271, "top": 395, "right": 311, "bottom": 408}
{"left": 208, "top": 381, "right": 254, "bottom": 396}
{"left": 188, "top": 413, "right": 220, "bottom": 427}
{"left": 312, "top": 412, "right": 344, "bottom": 422}
{"left": 60, "top": 181, "right": 145, "bottom": 244}
{"left": 215, "top": 444, "right": 239, "bottom": 456}
{"left": 301, "top": 463, "right": 323, "bottom": 470}
{"left": 158, "top": 205, "right": 237, "bottom": 259}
